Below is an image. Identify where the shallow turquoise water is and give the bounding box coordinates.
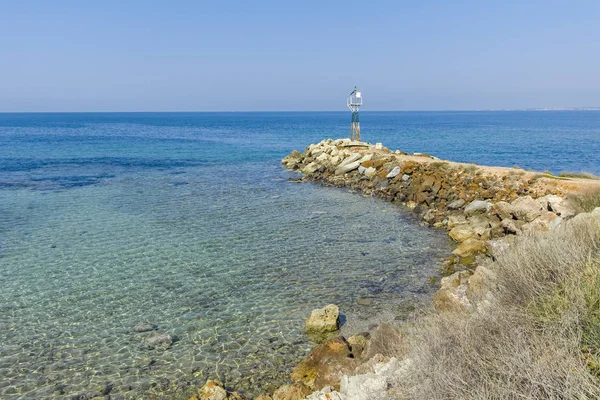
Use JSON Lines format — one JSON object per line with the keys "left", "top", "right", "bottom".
{"left": 0, "top": 111, "right": 598, "bottom": 398}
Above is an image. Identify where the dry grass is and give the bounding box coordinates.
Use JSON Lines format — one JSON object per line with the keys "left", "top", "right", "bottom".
{"left": 568, "top": 189, "right": 600, "bottom": 213}
{"left": 559, "top": 171, "right": 600, "bottom": 180}
{"left": 385, "top": 215, "right": 600, "bottom": 399}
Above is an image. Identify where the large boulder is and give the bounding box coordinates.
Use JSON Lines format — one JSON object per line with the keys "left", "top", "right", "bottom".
{"left": 302, "top": 162, "right": 320, "bottom": 175}
{"left": 523, "top": 211, "right": 562, "bottom": 233}
{"left": 305, "top": 304, "right": 340, "bottom": 335}
{"left": 464, "top": 200, "right": 491, "bottom": 216}
{"left": 291, "top": 336, "right": 359, "bottom": 390}
{"left": 433, "top": 271, "right": 473, "bottom": 313}
{"left": 510, "top": 196, "right": 545, "bottom": 222}
{"left": 449, "top": 224, "right": 477, "bottom": 242}
{"left": 492, "top": 201, "right": 515, "bottom": 220}
{"left": 544, "top": 195, "right": 576, "bottom": 219}
{"left": 466, "top": 265, "right": 497, "bottom": 305}
{"left": 447, "top": 214, "right": 467, "bottom": 229}
{"left": 448, "top": 215, "right": 491, "bottom": 242}
{"left": 452, "top": 238, "right": 487, "bottom": 258}
{"left": 335, "top": 160, "right": 361, "bottom": 175}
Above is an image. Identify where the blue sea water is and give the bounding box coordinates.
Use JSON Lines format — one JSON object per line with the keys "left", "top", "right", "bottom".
{"left": 0, "top": 111, "right": 599, "bottom": 399}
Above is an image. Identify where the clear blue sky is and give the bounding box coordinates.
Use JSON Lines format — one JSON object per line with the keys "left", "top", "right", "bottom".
{"left": 1, "top": 1, "right": 598, "bottom": 111}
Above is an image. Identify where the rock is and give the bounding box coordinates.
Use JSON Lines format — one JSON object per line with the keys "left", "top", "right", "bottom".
{"left": 452, "top": 238, "right": 487, "bottom": 258}
{"left": 358, "top": 165, "right": 366, "bottom": 174}
{"left": 336, "top": 153, "right": 362, "bottom": 169}
{"left": 302, "top": 162, "right": 320, "bottom": 175}
{"left": 386, "top": 166, "right": 401, "bottom": 178}
{"left": 316, "top": 153, "right": 330, "bottom": 164}
{"left": 359, "top": 324, "right": 405, "bottom": 361}
{"left": 401, "top": 174, "right": 410, "bottom": 182}
{"left": 364, "top": 167, "right": 377, "bottom": 178}
{"left": 358, "top": 154, "right": 373, "bottom": 163}
{"left": 340, "top": 358, "right": 405, "bottom": 400}
{"left": 510, "top": 196, "right": 544, "bottom": 222}
{"left": 356, "top": 298, "right": 373, "bottom": 306}
{"left": 501, "top": 218, "right": 521, "bottom": 235}
{"left": 197, "top": 379, "right": 227, "bottom": 400}
{"left": 447, "top": 214, "right": 467, "bottom": 229}
{"left": 272, "top": 382, "right": 312, "bottom": 400}
{"left": 545, "top": 195, "right": 576, "bottom": 219}
{"left": 524, "top": 211, "right": 562, "bottom": 233}
{"left": 464, "top": 200, "right": 491, "bottom": 216}
{"left": 305, "top": 304, "right": 340, "bottom": 335}
{"left": 448, "top": 215, "right": 490, "bottom": 242}
{"left": 374, "top": 143, "right": 384, "bottom": 150}
{"left": 307, "top": 387, "right": 343, "bottom": 400}
{"left": 466, "top": 266, "right": 497, "bottom": 304}
{"left": 291, "top": 336, "right": 359, "bottom": 390}
{"left": 433, "top": 270, "right": 473, "bottom": 313}
{"left": 447, "top": 199, "right": 466, "bottom": 210}
{"left": 144, "top": 333, "right": 175, "bottom": 349}
{"left": 335, "top": 161, "right": 361, "bottom": 175}
{"left": 486, "top": 238, "right": 511, "bottom": 255}
{"left": 492, "top": 201, "right": 515, "bottom": 220}
{"left": 449, "top": 224, "right": 477, "bottom": 242}
{"left": 134, "top": 323, "right": 157, "bottom": 333}
{"left": 282, "top": 150, "right": 303, "bottom": 167}
{"left": 347, "top": 333, "right": 369, "bottom": 359}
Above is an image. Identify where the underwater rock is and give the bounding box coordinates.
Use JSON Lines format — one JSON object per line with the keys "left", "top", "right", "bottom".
{"left": 144, "top": 333, "right": 176, "bottom": 349}
{"left": 134, "top": 323, "right": 157, "bottom": 333}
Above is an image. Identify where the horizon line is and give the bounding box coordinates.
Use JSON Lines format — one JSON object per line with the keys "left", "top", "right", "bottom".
{"left": 1, "top": 108, "right": 600, "bottom": 114}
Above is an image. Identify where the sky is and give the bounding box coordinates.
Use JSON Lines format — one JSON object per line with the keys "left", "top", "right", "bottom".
{"left": 0, "top": 1, "right": 599, "bottom": 111}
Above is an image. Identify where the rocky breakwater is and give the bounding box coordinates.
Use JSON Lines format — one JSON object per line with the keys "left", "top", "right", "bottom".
{"left": 284, "top": 139, "right": 584, "bottom": 266}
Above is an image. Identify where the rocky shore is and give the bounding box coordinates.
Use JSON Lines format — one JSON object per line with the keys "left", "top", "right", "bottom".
{"left": 189, "top": 138, "right": 600, "bottom": 400}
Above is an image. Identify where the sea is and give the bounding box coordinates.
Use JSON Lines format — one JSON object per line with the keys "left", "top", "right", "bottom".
{"left": 1, "top": 111, "right": 599, "bottom": 399}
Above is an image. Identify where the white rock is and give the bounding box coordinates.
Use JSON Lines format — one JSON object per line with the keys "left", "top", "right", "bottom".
{"left": 386, "top": 166, "right": 401, "bottom": 179}
{"left": 302, "top": 162, "right": 320, "bottom": 175}
{"left": 335, "top": 161, "right": 361, "bottom": 175}
{"left": 337, "top": 153, "right": 362, "bottom": 169}
{"left": 374, "top": 143, "right": 383, "bottom": 150}
{"left": 464, "top": 200, "right": 491, "bottom": 216}
{"left": 307, "top": 387, "right": 343, "bottom": 400}
{"left": 358, "top": 154, "right": 372, "bottom": 163}
{"left": 358, "top": 166, "right": 366, "bottom": 175}
{"left": 364, "top": 167, "right": 377, "bottom": 178}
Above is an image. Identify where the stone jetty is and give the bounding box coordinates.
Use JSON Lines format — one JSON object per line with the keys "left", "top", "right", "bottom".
{"left": 282, "top": 138, "right": 592, "bottom": 268}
